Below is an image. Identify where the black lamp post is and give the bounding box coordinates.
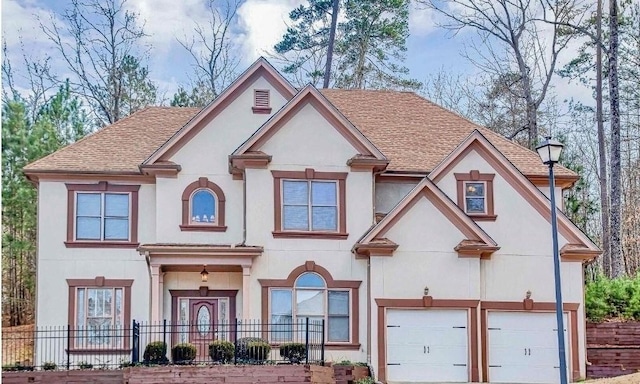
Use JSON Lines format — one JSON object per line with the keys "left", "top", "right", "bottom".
{"left": 535, "top": 136, "right": 568, "bottom": 384}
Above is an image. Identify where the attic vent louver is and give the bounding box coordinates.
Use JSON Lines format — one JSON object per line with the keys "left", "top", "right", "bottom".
{"left": 253, "top": 89, "right": 271, "bottom": 114}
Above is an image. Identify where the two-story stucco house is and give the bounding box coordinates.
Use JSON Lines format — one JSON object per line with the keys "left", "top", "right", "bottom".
{"left": 24, "top": 58, "right": 600, "bottom": 383}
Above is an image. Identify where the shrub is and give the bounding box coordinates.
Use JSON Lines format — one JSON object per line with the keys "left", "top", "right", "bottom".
{"left": 279, "top": 342, "right": 306, "bottom": 363}
{"left": 355, "top": 378, "right": 375, "bottom": 384}
{"left": 209, "top": 340, "right": 234, "bottom": 363}
{"left": 2, "top": 362, "right": 34, "bottom": 372}
{"left": 42, "top": 361, "right": 57, "bottom": 371}
{"left": 235, "top": 337, "right": 271, "bottom": 363}
{"left": 78, "top": 361, "right": 93, "bottom": 370}
{"left": 143, "top": 341, "right": 169, "bottom": 365}
{"left": 172, "top": 343, "right": 197, "bottom": 364}
{"left": 585, "top": 274, "right": 640, "bottom": 322}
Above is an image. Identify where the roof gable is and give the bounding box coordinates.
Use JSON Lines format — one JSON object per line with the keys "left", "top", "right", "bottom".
{"left": 355, "top": 177, "right": 497, "bottom": 257}
{"left": 233, "top": 85, "right": 386, "bottom": 162}
{"left": 144, "top": 57, "right": 296, "bottom": 165}
{"left": 429, "top": 130, "right": 600, "bottom": 257}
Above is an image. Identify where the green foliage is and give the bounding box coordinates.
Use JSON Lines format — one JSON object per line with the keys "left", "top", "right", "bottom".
{"left": 2, "top": 362, "right": 34, "bottom": 371}
{"left": 585, "top": 274, "right": 640, "bottom": 322}
{"left": 171, "top": 343, "right": 197, "bottom": 364}
{"left": 278, "top": 342, "right": 306, "bottom": 363}
{"left": 78, "top": 361, "right": 93, "bottom": 370}
{"left": 42, "top": 361, "right": 57, "bottom": 371}
{"left": 235, "top": 337, "right": 271, "bottom": 363}
{"left": 170, "top": 81, "right": 215, "bottom": 108}
{"left": 274, "top": 0, "right": 420, "bottom": 89}
{"left": 208, "top": 340, "right": 234, "bottom": 363}
{"left": 334, "top": 360, "right": 368, "bottom": 366}
{"left": 143, "top": 341, "right": 169, "bottom": 365}
{"left": 355, "top": 377, "right": 375, "bottom": 384}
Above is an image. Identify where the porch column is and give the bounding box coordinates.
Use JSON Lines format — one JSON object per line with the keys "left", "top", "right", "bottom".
{"left": 158, "top": 270, "right": 165, "bottom": 321}
{"left": 242, "top": 266, "right": 251, "bottom": 320}
{"left": 151, "top": 264, "right": 161, "bottom": 323}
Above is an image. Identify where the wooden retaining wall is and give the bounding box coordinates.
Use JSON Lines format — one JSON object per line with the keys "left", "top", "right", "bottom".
{"left": 2, "top": 370, "right": 123, "bottom": 384}
{"left": 587, "top": 322, "right": 640, "bottom": 378}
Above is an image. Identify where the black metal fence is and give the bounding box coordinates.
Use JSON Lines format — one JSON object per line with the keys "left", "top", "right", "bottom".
{"left": 2, "top": 319, "right": 324, "bottom": 371}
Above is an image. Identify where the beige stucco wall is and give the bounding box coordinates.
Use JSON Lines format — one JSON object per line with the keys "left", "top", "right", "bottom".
{"left": 375, "top": 181, "right": 420, "bottom": 214}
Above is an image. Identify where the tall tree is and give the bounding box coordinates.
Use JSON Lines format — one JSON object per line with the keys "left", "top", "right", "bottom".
{"left": 609, "top": 0, "right": 623, "bottom": 277}
{"left": 323, "top": 0, "right": 340, "bottom": 88}
{"left": 274, "top": 0, "right": 420, "bottom": 90}
{"left": 40, "top": 0, "right": 156, "bottom": 126}
{"left": 422, "top": 0, "right": 588, "bottom": 148}
{"left": 175, "top": 0, "right": 240, "bottom": 106}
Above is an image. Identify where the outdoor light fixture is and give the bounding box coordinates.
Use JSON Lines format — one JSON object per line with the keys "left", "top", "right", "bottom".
{"left": 536, "top": 136, "right": 568, "bottom": 384}
{"left": 424, "top": 286, "right": 429, "bottom": 296}
{"left": 200, "top": 265, "right": 209, "bottom": 283}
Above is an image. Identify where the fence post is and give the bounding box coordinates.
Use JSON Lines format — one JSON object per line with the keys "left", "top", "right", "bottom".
{"left": 234, "top": 318, "right": 239, "bottom": 365}
{"left": 305, "top": 317, "right": 310, "bottom": 364}
{"left": 163, "top": 319, "right": 167, "bottom": 348}
{"left": 132, "top": 320, "right": 139, "bottom": 364}
{"left": 320, "top": 319, "right": 325, "bottom": 366}
{"left": 66, "top": 324, "right": 71, "bottom": 370}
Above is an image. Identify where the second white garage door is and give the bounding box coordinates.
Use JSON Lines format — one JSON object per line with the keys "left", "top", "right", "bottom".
{"left": 386, "top": 309, "right": 469, "bottom": 383}
{"left": 487, "top": 311, "right": 570, "bottom": 383}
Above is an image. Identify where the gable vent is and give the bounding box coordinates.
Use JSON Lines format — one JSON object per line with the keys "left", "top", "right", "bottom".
{"left": 253, "top": 89, "right": 271, "bottom": 113}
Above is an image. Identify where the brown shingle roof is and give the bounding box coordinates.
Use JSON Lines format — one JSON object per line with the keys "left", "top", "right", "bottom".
{"left": 320, "top": 89, "right": 574, "bottom": 177}
{"left": 23, "top": 107, "right": 200, "bottom": 174}
{"left": 24, "top": 91, "right": 574, "bottom": 178}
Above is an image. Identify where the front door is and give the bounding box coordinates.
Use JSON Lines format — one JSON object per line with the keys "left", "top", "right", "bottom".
{"left": 189, "top": 299, "right": 218, "bottom": 360}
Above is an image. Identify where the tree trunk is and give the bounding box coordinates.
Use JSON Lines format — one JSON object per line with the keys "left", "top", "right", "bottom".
{"left": 323, "top": 0, "right": 340, "bottom": 88}
{"left": 596, "top": 0, "right": 611, "bottom": 276}
{"left": 609, "top": 0, "right": 624, "bottom": 278}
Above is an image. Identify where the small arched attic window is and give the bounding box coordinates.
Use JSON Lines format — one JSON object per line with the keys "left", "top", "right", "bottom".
{"left": 180, "top": 177, "right": 226, "bottom": 232}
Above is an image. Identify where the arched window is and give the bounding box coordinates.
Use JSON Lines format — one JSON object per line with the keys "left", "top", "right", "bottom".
{"left": 181, "top": 177, "right": 226, "bottom": 231}
{"left": 262, "top": 262, "right": 360, "bottom": 347}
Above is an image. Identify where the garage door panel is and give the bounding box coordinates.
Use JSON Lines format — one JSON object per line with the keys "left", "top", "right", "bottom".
{"left": 488, "top": 312, "right": 570, "bottom": 384}
{"left": 386, "top": 309, "right": 469, "bottom": 383}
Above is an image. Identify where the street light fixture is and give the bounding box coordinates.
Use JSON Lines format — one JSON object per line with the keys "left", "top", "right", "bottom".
{"left": 536, "top": 136, "right": 568, "bottom": 384}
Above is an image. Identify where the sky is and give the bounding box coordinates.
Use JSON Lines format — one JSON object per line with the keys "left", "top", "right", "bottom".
{"left": 1, "top": 0, "right": 592, "bottom": 108}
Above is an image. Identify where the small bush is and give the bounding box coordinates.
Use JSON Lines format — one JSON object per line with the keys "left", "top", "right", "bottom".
{"left": 209, "top": 340, "right": 234, "bottom": 363}
{"left": 78, "top": 361, "right": 93, "bottom": 370}
{"left": 42, "top": 361, "right": 57, "bottom": 371}
{"left": 143, "top": 341, "right": 169, "bottom": 365}
{"left": 355, "top": 378, "right": 375, "bottom": 384}
{"left": 3, "top": 362, "right": 34, "bottom": 372}
{"left": 279, "top": 342, "right": 306, "bottom": 363}
{"left": 334, "top": 360, "right": 368, "bottom": 366}
{"left": 172, "top": 343, "right": 197, "bottom": 364}
{"left": 586, "top": 274, "right": 640, "bottom": 322}
{"left": 235, "top": 337, "right": 271, "bottom": 363}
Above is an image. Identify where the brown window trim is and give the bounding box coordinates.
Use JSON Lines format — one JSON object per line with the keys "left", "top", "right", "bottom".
{"left": 67, "top": 277, "right": 133, "bottom": 352}
{"left": 259, "top": 261, "right": 360, "bottom": 350}
{"left": 65, "top": 182, "right": 140, "bottom": 248}
{"left": 455, "top": 170, "right": 497, "bottom": 221}
{"left": 252, "top": 89, "right": 272, "bottom": 114}
{"left": 272, "top": 169, "right": 348, "bottom": 239}
{"left": 180, "top": 177, "right": 227, "bottom": 232}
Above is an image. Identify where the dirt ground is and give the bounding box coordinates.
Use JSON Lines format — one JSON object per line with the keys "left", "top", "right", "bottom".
{"left": 586, "top": 372, "right": 640, "bottom": 384}
{"left": 1, "top": 324, "right": 35, "bottom": 365}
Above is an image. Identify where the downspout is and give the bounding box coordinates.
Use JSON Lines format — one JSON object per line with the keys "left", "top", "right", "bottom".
{"left": 242, "top": 171, "right": 247, "bottom": 245}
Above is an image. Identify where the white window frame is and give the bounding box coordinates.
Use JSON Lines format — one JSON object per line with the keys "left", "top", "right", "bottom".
{"left": 75, "top": 192, "right": 131, "bottom": 241}
{"left": 188, "top": 188, "right": 219, "bottom": 225}
{"left": 74, "top": 286, "right": 125, "bottom": 349}
{"left": 463, "top": 181, "right": 487, "bottom": 214}
{"left": 281, "top": 179, "right": 339, "bottom": 232}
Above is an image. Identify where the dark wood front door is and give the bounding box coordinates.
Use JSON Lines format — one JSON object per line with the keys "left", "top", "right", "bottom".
{"left": 189, "top": 299, "right": 218, "bottom": 360}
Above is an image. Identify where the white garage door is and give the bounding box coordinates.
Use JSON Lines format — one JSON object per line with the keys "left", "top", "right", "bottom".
{"left": 386, "top": 309, "right": 469, "bottom": 383}
{"left": 487, "top": 312, "right": 570, "bottom": 383}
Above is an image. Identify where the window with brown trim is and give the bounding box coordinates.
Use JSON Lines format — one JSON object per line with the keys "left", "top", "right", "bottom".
{"left": 252, "top": 89, "right": 271, "bottom": 114}
{"left": 272, "top": 169, "right": 347, "bottom": 239}
{"left": 259, "top": 261, "right": 361, "bottom": 350}
{"left": 455, "top": 170, "right": 496, "bottom": 221}
{"left": 180, "top": 177, "right": 226, "bottom": 232}
{"left": 67, "top": 277, "right": 133, "bottom": 352}
{"left": 65, "top": 182, "right": 139, "bottom": 248}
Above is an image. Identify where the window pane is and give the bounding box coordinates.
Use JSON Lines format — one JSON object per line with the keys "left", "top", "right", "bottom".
{"left": 105, "top": 194, "right": 129, "bottom": 217}
{"left": 296, "top": 290, "right": 324, "bottom": 316}
{"left": 271, "top": 289, "right": 292, "bottom": 315}
{"left": 465, "top": 182, "right": 484, "bottom": 197}
{"left": 328, "top": 316, "right": 349, "bottom": 342}
{"left": 77, "top": 217, "right": 101, "bottom": 240}
{"left": 311, "top": 181, "right": 336, "bottom": 206}
{"left": 283, "top": 181, "right": 308, "bottom": 205}
{"left": 328, "top": 291, "right": 349, "bottom": 315}
{"left": 312, "top": 206, "right": 337, "bottom": 230}
{"left": 103, "top": 289, "right": 113, "bottom": 317}
{"left": 104, "top": 218, "right": 129, "bottom": 240}
{"left": 296, "top": 273, "right": 325, "bottom": 288}
{"left": 191, "top": 190, "right": 216, "bottom": 223}
{"left": 76, "top": 288, "right": 85, "bottom": 328}
{"left": 87, "top": 289, "right": 97, "bottom": 317}
{"left": 466, "top": 198, "right": 485, "bottom": 213}
{"left": 77, "top": 193, "right": 101, "bottom": 216}
{"left": 95, "top": 289, "right": 105, "bottom": 316}
{"left": 115, "top": 289, "right": 123, "bottom": 328}
{"left": 283, "top": 206, "right": 309, "bottom": 230}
